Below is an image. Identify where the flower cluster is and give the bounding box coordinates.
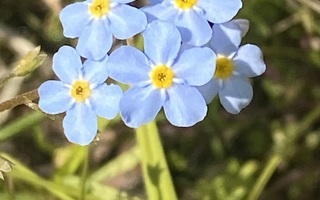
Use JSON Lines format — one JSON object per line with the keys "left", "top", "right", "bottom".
{"left": 38, "top": 0, "right": 266, "bottom": 145}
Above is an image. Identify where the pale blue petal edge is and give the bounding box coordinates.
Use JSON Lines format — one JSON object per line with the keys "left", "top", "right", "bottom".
{"left": 175, "top": 9, "right": 212, "bottom": 46}
{"left": 53, "top": 46, "right": 82, "bottom": 84}
{"left": 233, "top": 44, "right": 266, "bottom": 77}
{"left": 143, "top": 20, "right": 181, "bottom": 65}
{"left": 164, "top": 84, "right": 207, "bottom": 127}
{"left": 60, "top": 2, "right": 91, "bottom": 38}
{"left": 83, "top": 55, "right": 109, "bottom": 84}
{"left": 77, "top": 19, "right": 113, "bottom": 60}
{"left": 38, "top": 80, "right": 73, "bottom": 114}
{"left": 197, "top": 79, "right": 221, "bottom": 104}
{"left": 120, "top": 85, "right": 163, "bottom": 128}
{"left": 90, "top": 84, "right": 123, "bottom": 119}
{"left": 173, "top": 47, "right": 216, "bottom": 86}
{"left": 219, "top": 77, "right": 253, "bottom": 114}
{"left": 197, "top": 0, "right": 242, "bottom": 23}
{"left": 108, "top": 46, "right": 151, "bottom": 84}
{"left": 63, "top": 103, "right": 98, "bottom": 146}
{"left": 108, "top": 5, "right": 147, "bottom": 39}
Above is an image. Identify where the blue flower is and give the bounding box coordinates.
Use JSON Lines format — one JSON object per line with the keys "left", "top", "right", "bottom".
{"left": 60, "top": 0, "right": 147, "bottom": 60}
{"left": 38, "top": 46, "right": 122, "bottom": 145}
{"left": 142, "top": 0, "right": 242, "bottom": 46}
{"left": 197, "top": 19, "right": 266, "bottom": 114}
{"left": 107, "top": 20, "right": 216, "bottom": 128}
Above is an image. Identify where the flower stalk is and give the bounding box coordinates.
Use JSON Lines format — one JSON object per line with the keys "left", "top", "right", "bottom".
{"left": 136, "top": 121, "right": 177, "bottom": 200}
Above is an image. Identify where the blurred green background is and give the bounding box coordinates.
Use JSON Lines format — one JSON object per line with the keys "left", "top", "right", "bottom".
{"left": 1, "top": 0, "right": 320, "bottom": 199}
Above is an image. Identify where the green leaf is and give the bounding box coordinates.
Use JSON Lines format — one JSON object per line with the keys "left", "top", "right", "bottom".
{"left": 136, "top": 121, "right": 177, "bottom": 200}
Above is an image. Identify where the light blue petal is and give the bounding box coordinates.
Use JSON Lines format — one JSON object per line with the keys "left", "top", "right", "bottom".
{"left": 175, "top": 9, "right": 212, "bottom": 46}
{"left": 164, "top": 84, "right": 207, "bottom": 127}
{"left": 141, "top": 2, "right": 177, "bottom": 23}
{"left": 147, "top": 0, "right": 163, "bottom": 4}
{"left": 233, "top": 44, "right": 266, "bottom": 77}
{"left": 233, "top": 19, "right": 250, "bottom": 37}
{"left": 60, "top": 2, "right": 91, "bottom": 38}
{"left": 219, "top": 77, "right": 253, "bottom": 114}
{"left": 90, "top": 84, "right": 122, "bottom": 119}
{"left": 143, "top": 20, "right": 181, "bottom": 65}
{"left": 108, "top": 46, "right": 151, "bottom": 84}
{"left": 76, "top": 19, "right": 113, "bottom": 60}
{"left": 120, "top": 86, "right": 163, "bottom": 128}
{"left": 210, "top": 20, "right": 243, "bottom": 56}
{"left": 197, "top": 0, "right": 242, "bottom": 23}
{"left": 53, "top": 46, "right": 82, "bottom": 84}
{"left": 83, "top": 55, "right": 109, "bottom": 84}
{"left": 172, "top": 47, "right": 216, "bottom": 86}
{"left": 197, "top": 79, "right": 220, "bottom": 104}
{"left": 38, "top": 80, "right": 73, "bottom": 114}
{"left": 63, "top": 103, "right": 98, "bottom": 146}
{"left": 108, "top": 5, "right": 147, "bottom": 39}
{"left": 111, "top": 0, "right": 133, "bottom": 3}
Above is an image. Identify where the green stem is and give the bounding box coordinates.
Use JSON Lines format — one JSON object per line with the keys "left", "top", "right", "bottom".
{"left": 0, "top": 112, "right": 45, "bottom": 141}
{"left": 80, "top": 146, "right": 89, "bottom": 200}
{"left": 136, "top": 121, "right": 177, "bottom": 200}
{"left": 247, "top": 154, "right": 282, "bottom": 200}
{"left": 1, "top": 153, "right": 74, "bottom": 200}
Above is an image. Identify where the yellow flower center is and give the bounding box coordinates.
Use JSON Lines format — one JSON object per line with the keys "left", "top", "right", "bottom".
{"left": 150, "top": 64, "right": 174, "bottom": 89}
{"left": 89, "top": 0, "right": 110, "bottom": 18}
{"left": 71, "top": 80, "right": 92, "bottom": 102}
{"left": 175, "top": 0, "right": 197, "bottom": 10}
{"left": 214, "top": 56, "right": 234, "bottom": 79}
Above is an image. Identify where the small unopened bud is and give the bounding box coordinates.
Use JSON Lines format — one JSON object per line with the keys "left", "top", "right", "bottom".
{"left": 0, "top": 156, "right": 13, "bottom": 180}
{"left": 12, "top": 46, "right": 47, "bottom": 77}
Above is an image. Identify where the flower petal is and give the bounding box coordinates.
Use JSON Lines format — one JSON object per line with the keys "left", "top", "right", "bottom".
{"left": 173, "top": 47, "right": 216, "bottom": 86}
{"left": 219, "top": 77, "right": 253, "bottom": 114}
{"left": 233, "top": 44, "right": 266, "bottom": 77}
{"left": 83, "top": 55, "right": 109, "bottom": 84}
{"left": 197, "top": 0, "right": 242, "bottom": 23}
{"left": 90, "top": 84, "right": 122, "bottom": 119}
{"left": 175, "top": 9, "right": 212, "bottom": 46}
{"left": 53, "top": 46, "right": 82, "bottom": 84}
{"left": 147, "top": 0, "right": 163, "bottom": 5}
{"left": 119, "top": 86, "right": 163, "bottom": 128}
{"left": 143, "top": 20, "right": 181, "bottom": 65}
{"left": 108, "top": 5, "right": 147, "bottom": 39}
{"left": 141, "top": 2, "right": 178, "bottom": 23}
{"left": 210, "top": 20, "right": 243, "bottom": 56}
{"left": 63, "top": 103, "right": 97, "bottom": 146}
{"left": 112, "top": 0, "right": 134, "bottom": 3}
{"left": 233, "top": 18, "right": 250, "bottom": 37}
{"left": 59, "top": 2, "right": 91, "bottom": 38}
{"left": 76, "top": 19, "right": 113, "bottom": 60}
{"left": 108, "top": 46, "right": 151, "bottom": 84}
{"left": 38, "top": 80, "right": 73, "bottom": 114}
{"left": 164, "top": 84, "right": 207, "bottom": 127}
{"left": 197, "top": 79, "right": 220, "bottom": 104}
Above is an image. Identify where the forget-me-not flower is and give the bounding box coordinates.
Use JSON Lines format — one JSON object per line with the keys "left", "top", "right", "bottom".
{"left": 107, "top": 20, "right": 216, "bottom": 128}
{"left": 38, "top": 46, "right": 122, "bottom": 145}
{"left": 142, "top": 0, "right": 242, "bottom": 46}
{"left": 197, "top": 19, "right": 266, "bottom": 114}
{"left": 60, "top": 0, "right": 147, "bottom": 60}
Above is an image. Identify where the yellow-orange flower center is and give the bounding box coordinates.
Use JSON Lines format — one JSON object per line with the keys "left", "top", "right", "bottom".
{"left": 89, "top": 0, "right": 110, "bottom": 18}
{"left": 71, "top": 80, "right": 91, "bottom": 102}
{"left": 150, "top": 64, "right": 174, "bottom": 89}
{"left": 214, "top": 56, "right": 234, "bottom": 79}
{"left": 175, "top": 0, "right": 197, "bottom": 10}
